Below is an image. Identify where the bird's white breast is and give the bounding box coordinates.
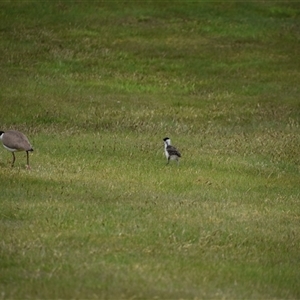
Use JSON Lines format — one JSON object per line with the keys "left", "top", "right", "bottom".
{"left": 3, "top": 144, "right": 19, "bottom": 152}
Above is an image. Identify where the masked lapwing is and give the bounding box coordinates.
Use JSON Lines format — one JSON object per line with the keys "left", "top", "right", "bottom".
{"left": 163, "top": 137, "right": 181, "bottom": 165}
{"left": 0, "top": 130, "right": 34, "bottom": 168}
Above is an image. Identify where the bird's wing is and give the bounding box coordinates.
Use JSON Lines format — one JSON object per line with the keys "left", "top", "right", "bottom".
{"left": 167, "top": 145, "right": 181, "bottom": 157}
{"left": 4, "top": 131, "right": 32, "bottom": 151}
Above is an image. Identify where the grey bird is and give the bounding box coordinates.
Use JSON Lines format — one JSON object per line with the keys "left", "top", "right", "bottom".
{"left": 0, "top": 130, "right": 34, "bottom": 168}
{"left": 163, "top": 137, "right": 181, "bottom": 165}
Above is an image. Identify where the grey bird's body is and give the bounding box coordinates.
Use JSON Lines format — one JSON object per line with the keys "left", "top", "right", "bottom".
{"left": 0, "top": 130, "right": 34, "bottom": 168}
{"left": 163, "top": 137, "right": 181, "bottom": 164}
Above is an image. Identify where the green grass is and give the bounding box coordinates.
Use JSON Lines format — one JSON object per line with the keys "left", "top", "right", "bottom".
{"left": 1, "top": 1, "right": 300, "bottom": 299}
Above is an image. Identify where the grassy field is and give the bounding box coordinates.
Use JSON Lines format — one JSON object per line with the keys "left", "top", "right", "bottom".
{"left": 0, "top": 1, "right": 300, "bottom": 299}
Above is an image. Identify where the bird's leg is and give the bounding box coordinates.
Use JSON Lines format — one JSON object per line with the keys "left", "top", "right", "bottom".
{"left": 166, "top": 157, "right": 170, "bottom": 165}
{"left": 11, "top": 152, "right": 15, "bottom": 167}
{"left": 26, "top": 151, "right": 31, "bottom": 169}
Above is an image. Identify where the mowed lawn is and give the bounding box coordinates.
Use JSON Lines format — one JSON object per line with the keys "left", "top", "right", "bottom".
{"left": 0, "top": 1, "right": 300, "bottom": 299}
